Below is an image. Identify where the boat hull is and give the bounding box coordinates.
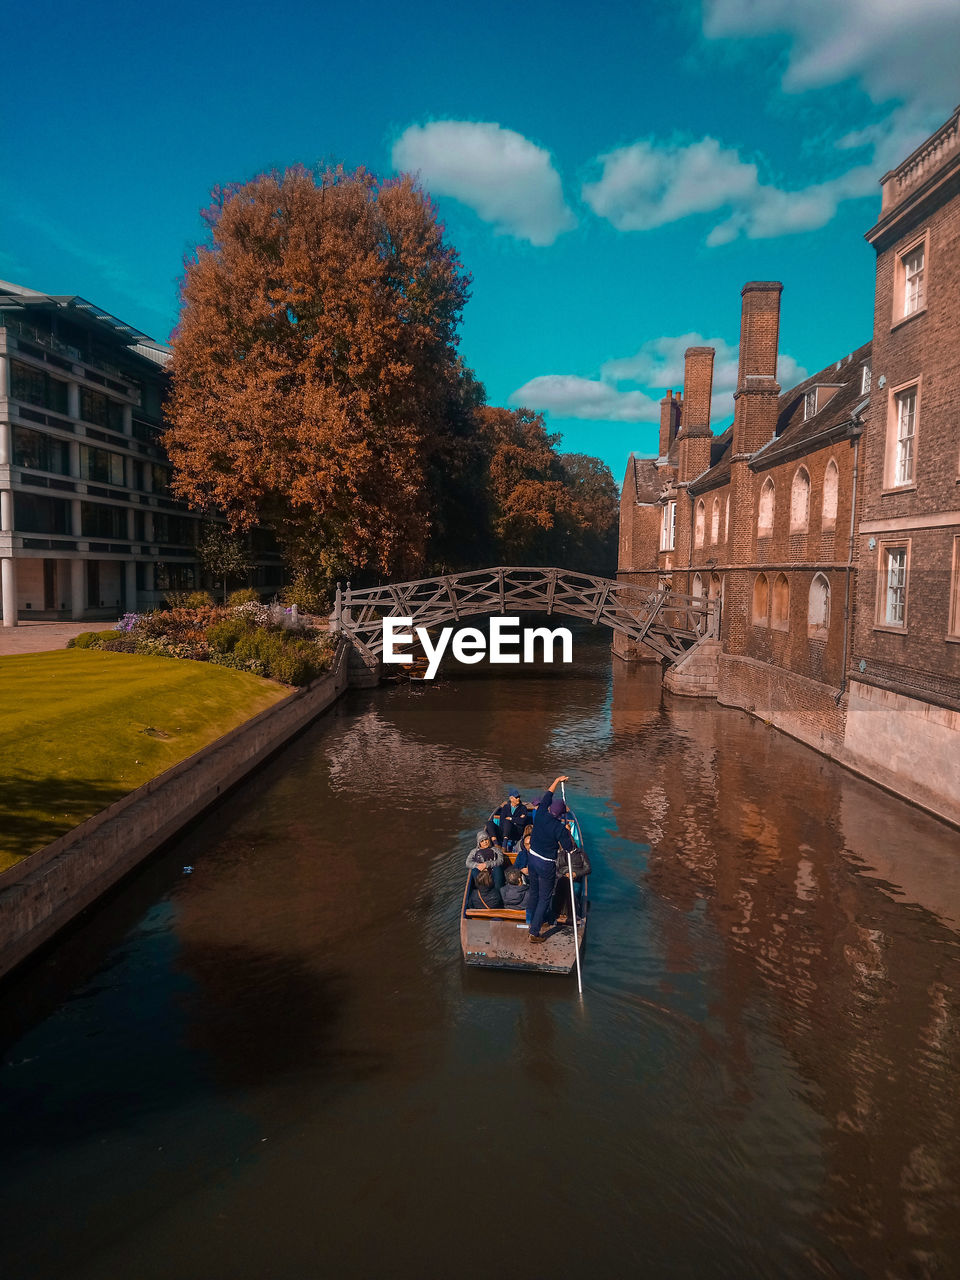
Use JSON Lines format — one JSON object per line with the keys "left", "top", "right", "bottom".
{"left": 460, "top": 913, "right": 587, "bottom": 974}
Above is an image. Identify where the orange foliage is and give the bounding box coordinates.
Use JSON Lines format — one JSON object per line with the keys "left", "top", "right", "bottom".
{"left": 164, "top": 166, "right": 472, "bottom": 583}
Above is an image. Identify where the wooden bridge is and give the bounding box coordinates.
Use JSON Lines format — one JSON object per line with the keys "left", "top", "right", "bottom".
{"left": 331, "top": 567, "right": 717, "bottom": 667}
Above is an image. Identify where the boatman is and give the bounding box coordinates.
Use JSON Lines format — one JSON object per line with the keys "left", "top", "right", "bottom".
{"left": 485, "top": 789, "right": 532, "bottom": 850}
{"left": 527, "top": 775, "right": 574, "bottom": 944}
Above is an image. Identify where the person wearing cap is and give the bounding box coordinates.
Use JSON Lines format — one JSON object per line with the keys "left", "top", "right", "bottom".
{"left": 485, "top": 789, "right": 531, "bottom": 851}
{"left": 527, "top": 775, "right": 574, "bottom": 944}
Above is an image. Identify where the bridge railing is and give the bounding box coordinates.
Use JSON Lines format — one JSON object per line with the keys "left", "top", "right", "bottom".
{"left": 330, "top": 567, "right": 717, "bottom": 665}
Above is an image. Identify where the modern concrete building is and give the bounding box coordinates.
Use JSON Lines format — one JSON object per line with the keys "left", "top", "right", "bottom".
{"left": 0, "top": 279, "right": 201, "bottom": 626}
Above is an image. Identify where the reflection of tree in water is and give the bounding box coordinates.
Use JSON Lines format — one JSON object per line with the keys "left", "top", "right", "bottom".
{"left": 608, "top": 660, "right": 960, "bottom": 1275}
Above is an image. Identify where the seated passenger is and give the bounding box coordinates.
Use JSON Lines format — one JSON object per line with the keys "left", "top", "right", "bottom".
{"left": 553, "top": 840, "right": 591, "bottom": 924}
{"left": 468, "top": 869, "right": 503, "bottom": 910}
{"left": 501, "top": 866, "right": 528, "bottom": 909}
{"left": 465, "top": 830, "right": 505, "bottom": 888}
{"left": 485, "top": 790, "right": 532, "bottom": 850}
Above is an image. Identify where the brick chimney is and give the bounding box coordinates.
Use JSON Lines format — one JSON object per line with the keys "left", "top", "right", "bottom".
{"left": 731, "top": 281, "right": 782, "bottom": 458}
{"left": 678, "top": 347, "right": 714, "bottom": 484}
{"left": 658, "top": 390, "right": 681, "bottom": 459}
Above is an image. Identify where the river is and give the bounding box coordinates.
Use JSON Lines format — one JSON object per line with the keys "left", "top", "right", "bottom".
{"left": 2, "top": 633, "right": 960, "bottom": 1279}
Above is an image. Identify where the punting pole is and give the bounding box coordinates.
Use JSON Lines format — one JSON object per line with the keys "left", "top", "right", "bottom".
{"left": 561, "top": 782, "right": 583, "bottom": 996}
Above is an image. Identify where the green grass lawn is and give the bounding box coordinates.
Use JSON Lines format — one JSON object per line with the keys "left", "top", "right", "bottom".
{"left": 0, "top": 649, "right": 291, "bottom": 872}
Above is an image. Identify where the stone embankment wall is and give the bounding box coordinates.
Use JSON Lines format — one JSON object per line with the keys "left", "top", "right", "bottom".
{"left": 841, "top": 680, "right": 960, "bottom": 829}
{"left": 0, "top": 642, "right": 353, "bottom": 982}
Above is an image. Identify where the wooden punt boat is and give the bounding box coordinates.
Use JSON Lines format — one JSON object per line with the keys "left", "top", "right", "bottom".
{"left": 460, "top": 810, "right": 588, "bottom": 975}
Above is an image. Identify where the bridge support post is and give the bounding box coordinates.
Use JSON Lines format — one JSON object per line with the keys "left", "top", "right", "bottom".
{"left": 662, "top": 638, "right": 720, "bottom": 697}
{"left": 347, "top": 646, "right": 382, "bottom": 687}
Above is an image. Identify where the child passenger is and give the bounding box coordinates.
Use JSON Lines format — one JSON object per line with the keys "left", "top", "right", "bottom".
{"left": 501, "top": 866, "right": 527, "bottom": 909}
{"left": 468, "top": 869, "right": 503, "bottom": 910}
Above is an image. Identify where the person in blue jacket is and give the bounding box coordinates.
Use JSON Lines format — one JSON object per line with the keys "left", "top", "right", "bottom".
{"left": 527, "top": 775, "right": 573, "bottom": 943}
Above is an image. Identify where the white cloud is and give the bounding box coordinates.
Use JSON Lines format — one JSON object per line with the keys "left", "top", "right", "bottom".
{"left": 392, "top": 121, "right": 575, "bottom": 247}
{"left": 582, "top": 137, "right": 876, "bottom": 244}
{"left": 509, "top": 375, "right": 660, "bottom": 422}
{"left": 510, "top": 335, "right": 807, "bottom": 424}
{"left": 702, "top": 0, "right": 960, "bottom": 170}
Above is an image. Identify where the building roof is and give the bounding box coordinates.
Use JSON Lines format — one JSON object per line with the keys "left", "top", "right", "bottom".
{"left": 0, "top": 278, "right": 168, "bottom": 355}
{"left": 624, "top": 453, "right": 662, "bottom": 503}
{"left": 688, "top": 342, "right": 871, "bottom": 492}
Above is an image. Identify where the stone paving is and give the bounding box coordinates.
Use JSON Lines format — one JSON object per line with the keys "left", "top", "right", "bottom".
{"left": 0, "top": 621, "right": 119, "bottom": 656}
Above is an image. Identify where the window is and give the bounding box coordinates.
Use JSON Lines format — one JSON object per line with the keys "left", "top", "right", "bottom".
{"left": 790, "top": 467, "right": 810, "bottom": 533}
{"left": 709, "top": 573, "right": 723, "bottom": 605}
{"left": 660, "top": 500, "right": 676, "bottom": 551}
{"left": 80, "top": 445, "right": 125, "bottom": 486}
{"left": 12, "top": 427, "right": 70, "bottom": 476}
{"left": 878, "top": 544, "right": 908, "bottom": 628}
{"left": 13, "top": 492, "right": 70, "bottom": 535}
{"left": 9, "top": 360, "right": 69, "bottom": 415}
{"left": 757, "top": 477, "right": 775, "bottom": 537}
{"left": 752, "top": 573, "right": 769, "bottom": 626}
{"left": 772, "top": 574, "right": 790, "bottom": 629}
{"left": 151, "top": 463, "right": 171, "bottom": 496}
{"left": 710, "top": 497, "right": 720, "bottom": 544}
{"left": 893, "top": 388, "right": 917, "bottom": 486}
{"left": 804, "top": 389, "right": 817, "bottom": 420}
{"left": 724, "top": 496, "right": 730, "bottom": 542}
{"left": 902, "top": 244, "right": 925, "bottom": 317}
{"left": 861, "top": 365, "right": 872, "bottom": 395}
{"left": 155, "top": 563, "right": 197, "bottom": 592}
{"left": 950, "top": 537, "right": 960, "bottom": 639}
{"left": 694, "top": 499, "right": 705, "bottom": 548}
{"left": 692, "top": 572, "right": 704, "bottom": 598}
{"left": 808, "top": 575, "right": 830, "bottom": 637}
{"left": 80, "top": 387, "right": 124, "bottom": 431}
{"left": 81, "top": 502, "right": 128, "bottom": 540}
{"left": 822, "top": 459, "right": 839, "bottom": 530}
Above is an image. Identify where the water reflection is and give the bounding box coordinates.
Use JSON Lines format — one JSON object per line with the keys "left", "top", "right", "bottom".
{"left": 0, "top": 635, "right": 959, "bottom": 1279}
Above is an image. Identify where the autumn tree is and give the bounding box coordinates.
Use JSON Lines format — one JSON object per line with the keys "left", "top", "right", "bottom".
{"left": 164, "top": 166, "right": 472, "bottom": 589}
{"left": 557, "top": 453, "right": 620, "bottom": 575}
{"left": 476, "top": 406, "right": 573, "bottom": 563}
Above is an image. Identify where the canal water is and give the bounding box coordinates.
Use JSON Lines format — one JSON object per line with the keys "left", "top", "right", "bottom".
{"left": 2, "top": 633, "right": 960, "bottom": 1279}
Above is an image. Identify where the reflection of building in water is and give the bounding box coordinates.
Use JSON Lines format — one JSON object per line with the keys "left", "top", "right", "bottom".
{"left": 609, "top": 662, "right": 960, "bottom": 1273}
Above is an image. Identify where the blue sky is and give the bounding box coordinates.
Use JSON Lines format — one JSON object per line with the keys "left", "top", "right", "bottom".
{"left": 3, "top": 0, "right": 957, "bottom": 481}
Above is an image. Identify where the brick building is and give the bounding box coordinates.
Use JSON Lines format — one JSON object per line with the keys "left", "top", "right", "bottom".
{"left": 844, "top": 106, "right": 960, "bottom": 821}
{"left": 616, "top": 106, "right": 960, "bottom": 826}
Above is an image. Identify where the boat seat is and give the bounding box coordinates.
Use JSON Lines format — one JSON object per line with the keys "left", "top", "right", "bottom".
{"left": 464, "top": 908, "right": 527, "bottom": 921}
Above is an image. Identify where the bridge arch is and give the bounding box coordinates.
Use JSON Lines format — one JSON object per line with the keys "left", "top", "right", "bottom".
{"left": 331, "top": 566, "right": 716, "bottom": 668}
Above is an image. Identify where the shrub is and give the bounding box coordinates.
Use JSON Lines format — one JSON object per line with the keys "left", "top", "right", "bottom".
{"left": 226, "top": 587, "right": 260, "bottom": 606}
{"left": 165, "top": 590, "right": 215, "bottom": 609}
{"left": 206, "top": 616, "right": 250, "bottom": 654}
{"left": 234, "top": 627, "right": 286, "bottom": 671}
{"left": 271, "top": 637, "right": 325, "bottom": 686}
{"left": 281, "top": 573, "right": 328, "bottom": 616}
{"left": 68, "top": 631, "right": 107, "bottom": 649}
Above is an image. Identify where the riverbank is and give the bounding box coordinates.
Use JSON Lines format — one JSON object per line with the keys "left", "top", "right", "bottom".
{"left": 0, "top": 649, "right": 290, "bottom": 870}
{"left": 0, "top": 642, "right": 350, "bottom": 981}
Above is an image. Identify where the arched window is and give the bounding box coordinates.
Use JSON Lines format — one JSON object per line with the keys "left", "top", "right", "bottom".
{"left": 758, "top": 478, "right": 775, "bottom": 536}
{"left": 772, "top": 573, "right": 790, "bottom": 629}
{"left": 694, "top": 499, "right": 705, "bottom": 548}
{"left": 710, "top": 496, "right": 720, "bottom": 544}
{"left": 822, "top": 459, "right": 839, "bottom": 530}
{"left": 724, "top": 495, "right": 730, "bottom": 541}
{"left": 790, "top": 467, "right": 811, "bottom": 533}
{"left": 692, "top": 572, "right": 704, "bottom": 598}
{"left": 709, "top": 572, "right": 722, "bottom": 602}
{"left": 752, "top": 573, "right": 769, "bottom": 625}
{"left": 808, "top": 574, "right": 830, "bottom": 637}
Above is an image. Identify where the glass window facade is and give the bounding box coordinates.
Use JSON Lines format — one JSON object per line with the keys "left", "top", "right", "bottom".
{"left": 13, "top": 426, "right": 70, "bottom": 475}
{"left": 10, "top": 360, "right": 69, "bottom": 414}
{"left": 14, "top": 492, "right": 70, "bottom": 535}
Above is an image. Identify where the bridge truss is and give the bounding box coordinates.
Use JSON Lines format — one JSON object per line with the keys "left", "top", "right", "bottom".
{"left": 331, "top": 566, "right": 717, "bottom": 667}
